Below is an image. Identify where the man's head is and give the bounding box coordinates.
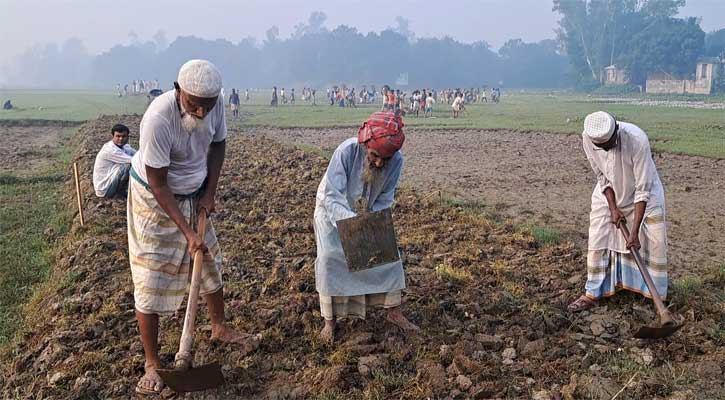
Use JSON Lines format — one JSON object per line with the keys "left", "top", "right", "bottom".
{"left": 111, "top": 124, "right": 130, "bottom": 147}
{"left": 358, "top": 111, "right": 405, "bottom": 170}
{"left": 584, "top": 111, "right": 619, "bottom": 151}
{"left": 174, "top": 59, "right": 222, "bottom": 132}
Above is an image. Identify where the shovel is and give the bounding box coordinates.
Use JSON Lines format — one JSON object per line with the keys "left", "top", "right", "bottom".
{"left": 618, "top": 220, "right": 684, "bottom": 339}
{"left": 157, "top": 209, "right": 225, "bottom": 392}
{"left": 337, "top": 208, "right": 400, "bottom": 271}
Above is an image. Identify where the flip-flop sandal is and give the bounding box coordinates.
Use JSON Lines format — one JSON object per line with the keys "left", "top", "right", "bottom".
{"left": 568, "top": 295, "right": 598, "bottom": 312}
{"left": 135, "top": 370, "right": 164, "bottom": 395}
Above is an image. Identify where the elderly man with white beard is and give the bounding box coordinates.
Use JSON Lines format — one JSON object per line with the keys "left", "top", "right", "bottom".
{"left": 314, "top": 111, "right": 420, "bottom": 344}
{"left": 127, "top": 60, "right": 258, "bottom": 395}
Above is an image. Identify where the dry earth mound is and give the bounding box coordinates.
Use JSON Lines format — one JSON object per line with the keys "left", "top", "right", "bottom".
{"left": 1, "top": 116, "right": 722, "bottom": 399}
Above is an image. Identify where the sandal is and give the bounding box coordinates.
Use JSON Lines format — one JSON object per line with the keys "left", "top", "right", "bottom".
{"left": 135, "top": 365, "right": 164, "bottom": 395}
{"left": 567, "top": 295, "right": 598, "bottom": 312}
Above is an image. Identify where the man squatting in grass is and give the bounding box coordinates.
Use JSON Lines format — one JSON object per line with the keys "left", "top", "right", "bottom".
{"left": 92, "top": 123, "right": 136, "bottom": 199}
{"left": 314, "top": 110, "right": 420, "bottom": 344}
{"left": 127, "top": 59, "right": 259, "bottom": 395}
{"left": 569, "top": 111, "right": 668, "bottom": 312}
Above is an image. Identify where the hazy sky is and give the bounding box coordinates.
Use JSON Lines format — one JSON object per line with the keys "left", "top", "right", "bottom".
{"left": 1, "top": 0, "right": 724, "bottom": 61}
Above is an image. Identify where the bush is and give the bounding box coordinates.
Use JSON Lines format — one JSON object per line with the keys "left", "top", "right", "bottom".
{"left": 590, "top": 84, "right": 642, "bottom": 95}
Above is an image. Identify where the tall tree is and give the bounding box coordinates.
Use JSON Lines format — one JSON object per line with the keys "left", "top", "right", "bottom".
{"left": 554, "top": 0, "right": 701, "bottom": 86}
{"left": 705, "top": 29, "right": 725, "bottom": 58}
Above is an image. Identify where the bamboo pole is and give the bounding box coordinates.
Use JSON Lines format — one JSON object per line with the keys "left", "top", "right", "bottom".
{"left": 73, "top": 162, "right": 85, "bottom": 227}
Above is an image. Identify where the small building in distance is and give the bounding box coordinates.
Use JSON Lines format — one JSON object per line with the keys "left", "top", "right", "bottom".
{"left": 646, "top": 57, "right": 724, "bottom": 95}
{"left": 602, "top": 65, "right": 630, "bottom": 85}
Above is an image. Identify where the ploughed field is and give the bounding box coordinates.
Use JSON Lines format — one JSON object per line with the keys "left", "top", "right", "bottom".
{"left": 249, "top": 126, "right": 725, "bottom": 274}
{"left": 0, "top": 116, "right": 722, "bottom": 399}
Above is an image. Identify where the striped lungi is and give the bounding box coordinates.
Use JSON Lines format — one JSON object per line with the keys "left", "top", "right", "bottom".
{"left": 127, "top": 179, "right": 223, "bottom": 316}
{"left": 585, "top": 212, "right": 668, "bottom": 300}
{"left": 319, "top": 290, "right": 401, "bottom": 320}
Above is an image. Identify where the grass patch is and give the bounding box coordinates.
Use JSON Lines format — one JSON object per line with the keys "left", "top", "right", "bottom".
{"left": 0, "top": 171, "right": 71, "bottom": 345}
{"left": 363, "top": 370, "right": 411, "bottom": 400}
{"left": 706, "top": 263, "right": 725, "bottom": 287}
{"left": 671, "top": 275, "right": 704, "bottom": 304}
{"left": 435, "top": 262, "right": 472, "bottom": 283}
{"left": 295, "top": 143, "right": 333, "bottom": 159}
{"left": 532, "top": 226, "right": 562, "bottom": 246}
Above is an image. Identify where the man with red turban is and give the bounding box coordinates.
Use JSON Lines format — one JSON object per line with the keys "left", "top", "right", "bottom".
{"left": 313, "top": 111, "right": 419, "bottom": 344}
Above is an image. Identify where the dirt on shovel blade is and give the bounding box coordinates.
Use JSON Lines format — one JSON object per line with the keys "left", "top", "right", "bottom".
{"left": 0, "top": 116, "right": 722, "bottom": 399}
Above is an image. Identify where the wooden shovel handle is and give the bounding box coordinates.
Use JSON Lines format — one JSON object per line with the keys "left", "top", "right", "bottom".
{"left": 175, "top": 209, "right": 207, "bottom": 369}
{"left": 618, "top": 220, "right": 674, "bottom": 327}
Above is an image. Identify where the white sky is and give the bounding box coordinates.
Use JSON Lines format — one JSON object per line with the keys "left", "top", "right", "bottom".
{"left": 0, "top": 0, "right": 723, "bottom": 61}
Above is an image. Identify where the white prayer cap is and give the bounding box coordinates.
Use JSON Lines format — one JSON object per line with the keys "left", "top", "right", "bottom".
{"left": 177, "top": 59, "right": 222, "bottom": 98}
{"left": 583, "top": 111, "right": 616, "bottom": 144}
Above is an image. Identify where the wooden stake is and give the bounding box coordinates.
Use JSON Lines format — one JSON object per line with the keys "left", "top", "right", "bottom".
{"left": 73, "top": 162, "right": 85, "bottom": 227}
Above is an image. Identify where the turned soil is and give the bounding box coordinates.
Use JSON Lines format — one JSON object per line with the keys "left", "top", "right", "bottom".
{"left": 0, "top": 124, "right": 73, "bottom": 176}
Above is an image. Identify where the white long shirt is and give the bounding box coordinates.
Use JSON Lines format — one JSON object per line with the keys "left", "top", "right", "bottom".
{"left": 93, "top": 141, "right": 136, "bottom": 197}
{"left": 583, "top": 122, "right": 665, "bottom": 252}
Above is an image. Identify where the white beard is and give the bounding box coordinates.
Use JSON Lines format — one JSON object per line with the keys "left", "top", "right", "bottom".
{"left": 181, "top": 113, "right": 200, "bottom": 133}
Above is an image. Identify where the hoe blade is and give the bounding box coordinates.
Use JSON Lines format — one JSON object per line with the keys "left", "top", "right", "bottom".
{"left": 633, "top": 322, "right": 684, "bottom": 339}
{"left": 157, "top": 362, "right": 224, "bottom": 392}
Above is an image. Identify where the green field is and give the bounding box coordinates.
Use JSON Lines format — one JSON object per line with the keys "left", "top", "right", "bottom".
{"left": 0, "top": 89, "right": 147, "bottom": 121}
{"left": 1, "top": 90, "right": 723, "bottom": 158}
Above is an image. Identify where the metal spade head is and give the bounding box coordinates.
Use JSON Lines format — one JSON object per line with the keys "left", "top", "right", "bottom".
{"left": 633, "top": 318, "right": 685, "bottom": 339}
{"left": 157, "top": 362, "right": 224, "bottom": 393}
{"left": 337, "top": 208, "right": 400, "bottom": 271}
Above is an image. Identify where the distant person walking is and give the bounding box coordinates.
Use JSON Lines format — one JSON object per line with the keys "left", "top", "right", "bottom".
{"left": 229, "top": 88, "right": 240, "bottom": 118}
{"left": 271, "top": 86, "right": 278, "bottom": 107}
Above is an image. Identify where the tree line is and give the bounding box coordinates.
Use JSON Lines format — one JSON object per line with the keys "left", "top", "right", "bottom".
{"left": 2, "top": 3, "right": 724, "bottom": 90}
{"left": 554, "top": 0, "right": 724, "bottom": 88}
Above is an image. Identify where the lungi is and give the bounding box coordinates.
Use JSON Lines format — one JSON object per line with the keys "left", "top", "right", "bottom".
{"left": 127, "top": 178, "right": 223, "bottom": 315}
{"left": 585, "top": 211, "right": 668, "bottom": 300}
{"left": 319, "top": 290, "right": 402, "bottom": 320}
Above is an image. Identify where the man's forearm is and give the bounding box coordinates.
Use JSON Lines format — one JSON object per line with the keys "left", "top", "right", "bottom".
{"left": 603, "top": 187, "right": 618, "bottom": 210}
{"left": 151, "top": 184, "right": 195, "bottom": 238}
{"left": 632, "top": 201, "right": 646, "bottom": 232}
{"left": 205, "top": 140, "right": 226, "bottom": 197}
{"left": 146, "top": 167, "right": 195, "bottom": 239}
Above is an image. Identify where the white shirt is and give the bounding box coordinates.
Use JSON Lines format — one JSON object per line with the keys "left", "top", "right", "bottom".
{"left": 93, "top": 140, "right": 136, "bottom": 197}
{"left": 426, "top": 97, "right": 435, "bottom": 107}
{"left": 131, "top": 90, "right": 227, "bottom": 195}
{"left": 583, "top": 122, "right": 665, "bottom": 251}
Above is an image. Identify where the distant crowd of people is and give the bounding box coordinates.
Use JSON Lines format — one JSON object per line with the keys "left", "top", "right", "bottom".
{"left": 115, "top": 79, "right": 162, "bottom": 97}
{"left": 123, "top": 82, "right": 504, "bottom": 121}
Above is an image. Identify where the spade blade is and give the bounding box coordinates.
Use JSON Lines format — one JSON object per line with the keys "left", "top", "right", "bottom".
{"left": 157, "top": 362, "right": 224, "bottom": 393}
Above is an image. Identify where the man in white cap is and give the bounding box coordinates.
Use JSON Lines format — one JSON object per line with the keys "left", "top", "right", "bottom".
{"left": 569, "top": 111, "right": 668, "bottom": 312}
{"left": 127, "top": 59, "right": 258, "bottom": 394}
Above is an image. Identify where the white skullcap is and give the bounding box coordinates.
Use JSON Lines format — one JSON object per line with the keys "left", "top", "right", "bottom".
{"left": 583, "top": 111, "right": 616, "bottom": 144}
{"left": 177, "top": 59, "right": 222, "bottom": 98}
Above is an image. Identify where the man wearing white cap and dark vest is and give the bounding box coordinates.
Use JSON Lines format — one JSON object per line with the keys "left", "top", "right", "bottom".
{"left": 568, "top": 111, "right": 668, "bottom": 312}
{"left": 127, "top": 59, "right": 259, "bottom": 395}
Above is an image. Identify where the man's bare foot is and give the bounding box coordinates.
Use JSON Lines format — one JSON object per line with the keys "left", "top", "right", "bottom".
{"left": 136, "top": 361, "right": 164, "bottom": 395}
{"left": 211, "top": 323, "right": 261, "bottom": 355}
{"left": 386, "top": 307, "right": 420, "bottom": 332}
{"left": 319, "top": 319, "right": 335, "bottom": 344}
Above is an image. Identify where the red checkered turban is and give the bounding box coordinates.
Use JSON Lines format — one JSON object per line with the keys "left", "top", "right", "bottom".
{"left": 357, "top": 111, "right": 405, "bottom": 157}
